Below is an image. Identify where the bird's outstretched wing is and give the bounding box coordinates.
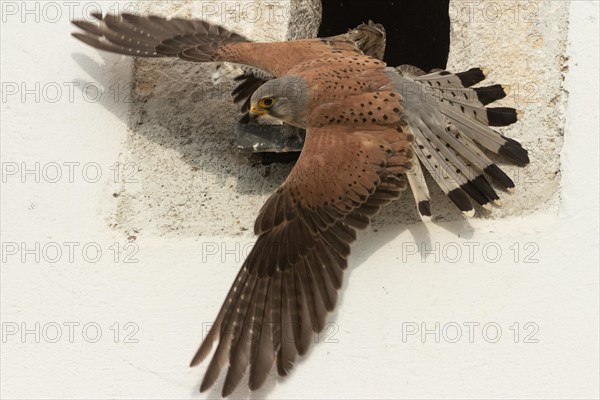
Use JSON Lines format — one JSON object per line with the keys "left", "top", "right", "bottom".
{"left": 72, "top": 14, "right": 386, "bottom": 117}
{"left": 72, "top": 13, "right": 367, "bottom": 77}
{"left": 190, "top": 124, "right": 413, "bottom": 396}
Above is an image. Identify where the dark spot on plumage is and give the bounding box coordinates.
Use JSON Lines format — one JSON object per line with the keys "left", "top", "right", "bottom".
{"left": 484, "top": 164, "right": 515, "bottom": 189}
{"left": 460, "top": 181, "right": 489, "bottom": 206}
{"left": 498, "top": 136, "right": 530, "bottom": 165}
{"left": 472, "top": 175, "right": 499, "bottom": 201}
{"left": 448, "top": 188, "right": 473, "bottom": 212}
{"left": 460, "top": 106, "right": 465, "bottom": 113}
{"left": 418, "top": 201, "right": 432, "bottom": 217}
{"left": 426, "top": 155, "right": 432, "bottom": 159}
{"left": 383, "top": 115, "right": 389, "bottom": 120}
{"left": 456, "top": 68, "right": 486, "bottom": 87}
{"left": 487, "top": 107, "right": 519, "bottom": 126}
{"left": 474, "top": 84, "right": 507, "bottom": 105}
{"left": 393, "top": 108, "right": 400, "bottom": 113}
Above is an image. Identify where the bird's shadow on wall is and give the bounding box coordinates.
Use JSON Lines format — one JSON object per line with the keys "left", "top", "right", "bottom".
{"left": 73, "top": 51, "right": 293, "bottom": 188}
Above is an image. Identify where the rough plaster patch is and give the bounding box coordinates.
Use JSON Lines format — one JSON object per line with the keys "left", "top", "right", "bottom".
{"left": 111, "top": 0, "right": 568, "bottom": 238}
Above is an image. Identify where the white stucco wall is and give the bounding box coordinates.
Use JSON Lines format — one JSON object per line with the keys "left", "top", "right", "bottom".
{"left": 1, "top": 1, "right": 598, "bottom": 399}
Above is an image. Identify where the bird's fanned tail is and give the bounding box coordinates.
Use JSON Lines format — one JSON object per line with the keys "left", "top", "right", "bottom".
{"left": 394, "top": 65, "right": 529, "bottom": 219}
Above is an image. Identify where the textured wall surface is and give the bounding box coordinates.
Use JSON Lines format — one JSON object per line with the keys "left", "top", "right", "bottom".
{"left": 1, "top": 1, "right": 598, "bottom": 399}
{"left": 110, "top": 0, "right": 569, "bottom": 239}
{"left": 115, "top": 0, "right": 322, "bottom": 237}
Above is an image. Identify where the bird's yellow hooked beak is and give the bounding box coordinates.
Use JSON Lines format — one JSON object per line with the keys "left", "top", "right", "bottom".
{"left": 249, "top": 103, "right": 267, "bottom": 120}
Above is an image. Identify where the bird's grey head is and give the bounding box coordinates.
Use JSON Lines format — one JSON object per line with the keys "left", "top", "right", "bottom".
{"left": 249, "top": 76, "right": 308, "bottom": 128}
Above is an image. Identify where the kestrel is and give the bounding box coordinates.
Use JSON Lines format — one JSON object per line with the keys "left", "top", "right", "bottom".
{"left": 72, "top": 13, "right": 529, "bottom": 396}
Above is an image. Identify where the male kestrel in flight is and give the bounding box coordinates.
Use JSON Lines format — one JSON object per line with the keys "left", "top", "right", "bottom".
{"left": 72, "top": 13, "right": 529, "bottom": 396}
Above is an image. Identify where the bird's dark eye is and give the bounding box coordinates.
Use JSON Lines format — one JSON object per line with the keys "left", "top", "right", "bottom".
{"left": 259, "top": 98, "right": 275, "bottom": 108}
